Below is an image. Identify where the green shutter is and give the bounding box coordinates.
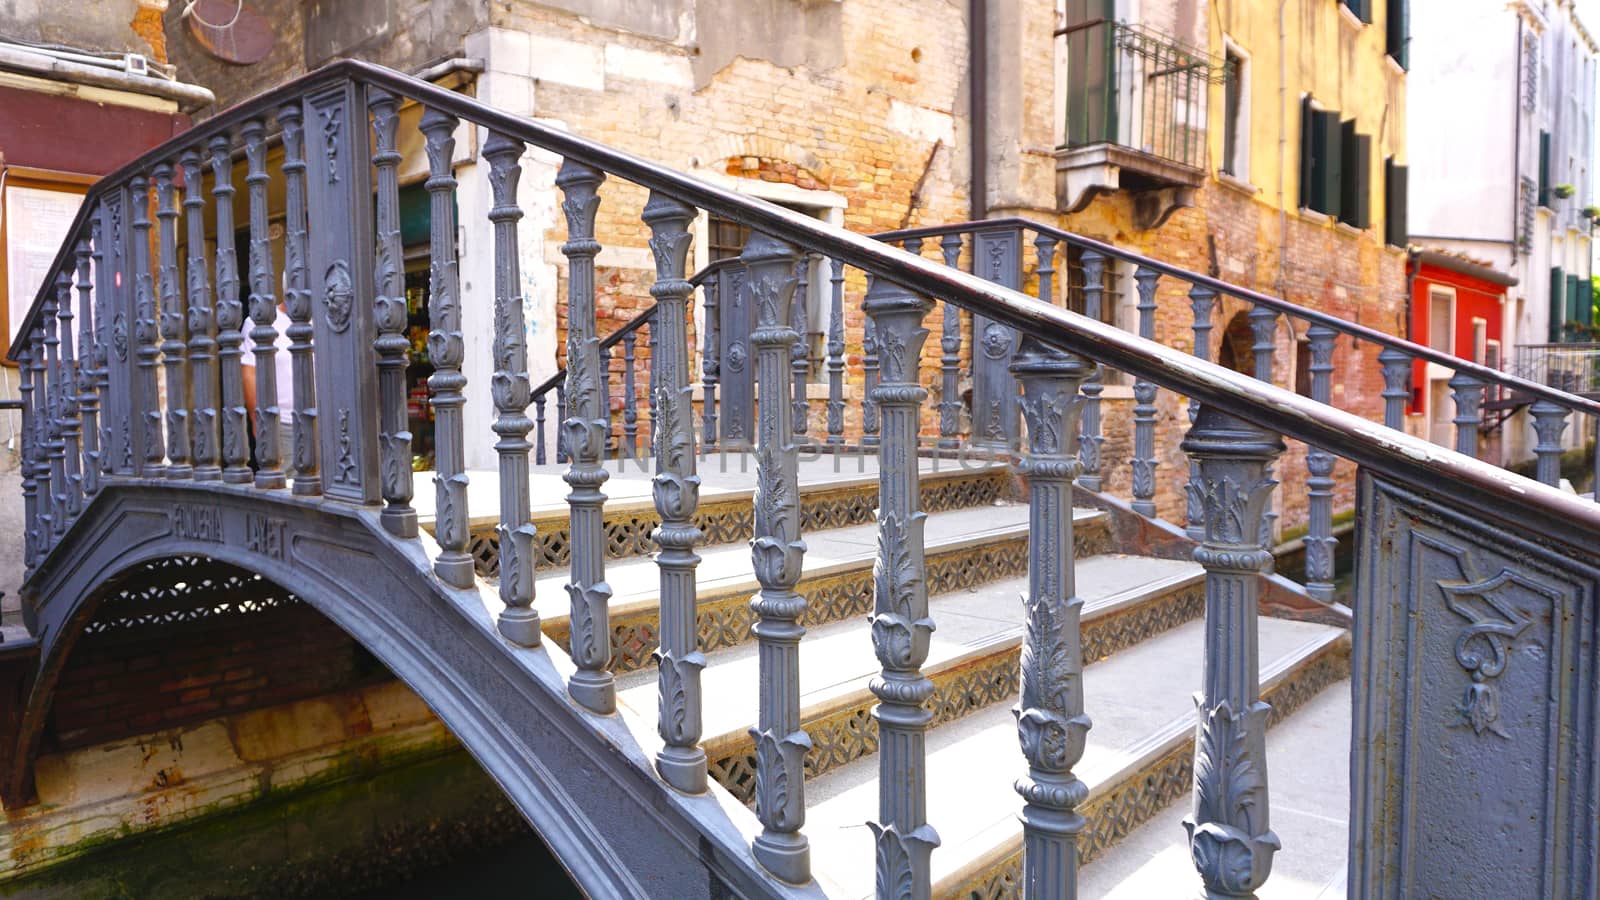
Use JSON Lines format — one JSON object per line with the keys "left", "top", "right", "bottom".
{"left": 1339, "top": 124, "right": 1372, "bottom": 228}
{"left": 1344, "top": 0, "right": 1372, "bottom": 23}
{"left": 1569, "top": 274, "right": 1583, "bottom": 331}
{"left": 1387, "top": 0, "right": 1409, "bottom": 68}
{"left": 1313, "top": 108, "right": 1342, "bottom": 217}
{"left": 1539, "top": 131, "right": 1552, "bottom": 207}
{"left": 1384, "top": 158, "right": 1408, "bottom": 247}
{"left": 1299, "top": 96, "right": 1315, "bottom": 209}
{"left": 1550, "top": 267, "right": 1566, "bottom": 342}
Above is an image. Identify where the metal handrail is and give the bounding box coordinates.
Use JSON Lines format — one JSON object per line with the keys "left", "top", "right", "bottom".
{"left": 13, "top": 59, "right": 1599, "bottom": 544}
{"left": 873, "top": 216, "right": 1600, "bottom": 420}
{"left": 527, "top": 257, "right": 738, "bottom": 401}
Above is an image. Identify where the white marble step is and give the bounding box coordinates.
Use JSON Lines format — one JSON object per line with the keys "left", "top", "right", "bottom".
{"left": 796, "top": 616, "right": 1346, "bottom": 899}
{"left": 1079, "top": 679, "right": 1352, "bottom": 900}
{"left": 613, "top": 552, "right": 1203, "bottom": 750}
{"left": 533, "top": 503, "right": 1103, "bottom": 629}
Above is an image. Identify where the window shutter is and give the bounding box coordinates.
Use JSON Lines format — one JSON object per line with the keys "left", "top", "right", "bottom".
{"left": 1300, "top": 96, "right": 1315, "bottom": 209}
{"left": 1339, "top": 122, "right": 1371, "bottom": 227}
{"left": 1356, "top": 133, "right": 1373, "bottom": 228}
{"left": 1384, "top": 158, "right": 1408, "bottom": 247}
{"left": 1387, "top": 0, "right": 1409, "bottom": 68}
{"left": 1317, "top": 109, "right": 1343, "bottom": 218}
{"left": 1539, "top": 131, "right": 1552, "bottom": 207}
{"left": 1568, "top": 273, "right": 1582, "bottom": 328}
{"left": 1550, "top": 267, "right": 1565, "bottom": 342}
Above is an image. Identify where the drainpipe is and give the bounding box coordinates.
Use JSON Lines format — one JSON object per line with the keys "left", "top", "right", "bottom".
{"left": 1404, "top": 246, "right": 1419, "bottom": 344}
{"left": 1276, "top": 0, "right": 1289, "bottom": 299}
{"left": 0, "top": 41, "right": 214, "bottom": 112}
{"left": 971, "top": 0, "right": 988, "bottom": 221}
{"left": 1512, "top": 16, "right": 1524, "bottom": 264}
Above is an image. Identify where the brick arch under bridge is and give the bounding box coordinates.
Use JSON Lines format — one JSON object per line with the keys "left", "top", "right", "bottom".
{"left": 0, "top": 481, "right": 788, "bottom": 899}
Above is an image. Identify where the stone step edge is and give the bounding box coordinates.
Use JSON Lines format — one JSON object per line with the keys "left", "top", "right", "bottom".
{"left": 929, "top": 629, "right": 1353, "bottom": 899}
{"left": 457, "top": 464, "right": 1015, "bottom": 576}
{"left": 544, "top": 511, "right": 1113, "bottom": 676}
{"left": 699, "top": 566, "right": 1207, "bottom": 806}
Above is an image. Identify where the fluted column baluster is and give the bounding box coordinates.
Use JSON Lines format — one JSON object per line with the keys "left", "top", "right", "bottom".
{"left": 826, "top": 257, "right": 846, "bottom": 446}
{"left": 1303, "top": 324, "right": 1338, "bottom": 603}
{"left": 74, "top": 239, "right": 100, "bottom": 499}
{"left": 19, "top": 344, "right": 38, "bottom": 567}
{"left": 1246, "top": 306, "right": 1278, "bottom": 549}
{"left": 743, "top": 231, "right": 811, "bottom": 881}
{"left": 55, "top": 273, "right": 82, "bottom": 521}
{"left": 1035, "top": 233, "right": 1059, "bottom": 304}
{"left": 1449, "top": 373, "right": 1483, "bottom": 459}
{"left": 240, "top": 120, "right": 285, "bottom": 490}
{"left": 557, "top": 159, "right": 615, "bottom": 714}
{"left": 210, "top": 135, "right": 250, "bottom": 484}
{"left": 864, "top": 276, "right": 939, "bottom": 900}
{"left": 791, "top": 255, "right": 812, "bottom": 438}
{"left": 420, "top": 107, "right": 473, "bottom": 586}
{"left": 179, "top": 150, "right": 218, "bottom": 480}
{"left": 1183, "top": 405, "right": 1284, "bottom": 899}
{"left": 1186, "top": 285, "right": 1217, "bottom": 541}
{"left": 129, "top": 175, "right": 162, "bottom": 478}
{"left": 643, "top": 193, "right": 708, "bottom": 794}
{"left": 1012, "top": 337, "right": 1094, "bottom": 899}
{"left": 89, "top": 208, "right": 112, "bottom": 478}
{"left": 535, "top": 395, "right": 548, "bottom": 466}
{"left": 555, "top": 383, "right": 568, "bottom": 465}
{"left": 1530, "top": 400, "right": 1569, "bottom": 487}
{"left": 702, "top": 273, "right": 721, "bottom": 447}
{"left": 622, "top": 331, "right": 640, "bottom": 458}
{"left": 279, "top": 103, "right": 320, "bottom": 495}
{"left": 1378, "top": 347, "right": 1411, "bottom": 431}
{"left": 481, "top": 132, "right": 540, "bottom": 645}
{"left": 1075, "top": 251, "right": 1105, "bottom": 491}
{"left": 28, "top": 332, "right": 51, "bottom": 550}
{"left": 1130, "top": 266, "right": 1160, "bottom": 517}
{"left": 368, "top": 94, "right": 416, "bottom": 527}
{"left": 862, "top": 307, "right": 881, "bottom": 449}
{"left": 153, "top": 164, "right": 191, "bottom": 480}
{"left": 599, "top": 344, "right": 614, "bottom": 455}
{"left": 42, "top": 280, "right": 67, "bottom": 538}
{"left": 938, "top": 235, "right": 963, "bottom": 449}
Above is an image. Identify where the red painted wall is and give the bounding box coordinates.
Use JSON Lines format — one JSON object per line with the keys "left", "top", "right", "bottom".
{"left": 1407, "top": 261, "right": 1509, "bottom": 411}
{"left": 0, "top": 85, "right": 189, "bottom": 176}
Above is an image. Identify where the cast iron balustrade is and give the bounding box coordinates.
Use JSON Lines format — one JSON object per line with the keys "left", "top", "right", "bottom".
{"left": 8, "top": 60, "right": 1600, "bottom": 900}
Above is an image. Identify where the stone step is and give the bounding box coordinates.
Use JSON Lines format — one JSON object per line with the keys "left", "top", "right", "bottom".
{"left": 533, "top": 504, "right": 1111, "bottom": 674}
{"left": 1076, "top": 679, "right": 1353, "bottom": 899}
{"left": 787, "top": 615, "right": 1349, "bottom": 899}
{"left": 413, "top": 455, "right": 1014, "bottom": 576}
{"left": 612, "top": 552, "right": 1205, "bottom": 803}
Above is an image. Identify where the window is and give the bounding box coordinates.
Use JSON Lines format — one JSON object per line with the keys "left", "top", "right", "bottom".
{"left": 708, "top": 214, "right": 750, "bottom": 262}
{"left": 0, "top": 166, "right": 94, "bottom": 362}
{"left": 1386, "top": 0, "right": 1409, "bottom": 68}
{"left": 1222, "top": 47, "right": 1248, "bottom": 178}
{"left": 1538, "top": 130, "right": 1552, "bottom": 208}
{"left": 1294, "top": 340, "right": 1312, "bottom": 397}
{"left": 1485, "top": 339, "right": 1501, "bottom": 371}
{"left": 1549, "top": 266, "right": 1565, "bottom": 342}
{"left": 1298, "top": 96, "right": 1343, "bottom": 217}
{"left": 1342, "top": 0, "right": 1371, "bottom": 24}
{"left": 1339, "top": 119, "right": 1372, "bottom": 228}
{"left": 1471, "top": 318, "right": 1488, "bottom": 365}
{"left": 1428, "top": 288, "right": 1454, "bottom": 354}
{"left": 1063, "top": 243, "right": 1122, "bottom": 326}
{"left": 1384, "top": 156, "right": 1408, "bottom": 247}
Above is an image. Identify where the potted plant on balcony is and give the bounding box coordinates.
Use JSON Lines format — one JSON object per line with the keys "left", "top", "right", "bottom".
{"left": 1552, "top": 183, "right": 1576, "bottom": 200}
{"left": 1583, "top": 204, "right": 1600, "bottom": 222}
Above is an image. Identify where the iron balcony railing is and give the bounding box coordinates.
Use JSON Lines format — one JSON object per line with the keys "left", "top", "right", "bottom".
{"left": 1057, "top": 19, "right": 1228, "bottom": 170}
{"left": 1514, "top": 342, "right": 1600, "bottom": 399}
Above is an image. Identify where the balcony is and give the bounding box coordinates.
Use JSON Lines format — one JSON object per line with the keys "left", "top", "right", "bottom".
{"left": 1055, "top": 20, "right": 1227, "bottom": 228}
{"left": 1513, "top": 342, "right": 1600, "bottom": 400}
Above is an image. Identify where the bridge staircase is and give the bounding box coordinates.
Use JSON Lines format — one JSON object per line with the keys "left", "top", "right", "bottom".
{"left": 3, "top": 61, "right": 1599, "bottom": 899}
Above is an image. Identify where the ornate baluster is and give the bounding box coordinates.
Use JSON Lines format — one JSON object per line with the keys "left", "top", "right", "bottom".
{"left": 179, "top": 150, "right": 219, "bottom": 480}
{"left": 42, "top": 288, "right": 67, "bottom": 540}
{"left": 1183, "top": 405, "right": 1283, "bottom": 900}
{"left": 74, "top": 239, "right": 100, "bottom": 499}
{"left": 279, "top": 103, "right": 320, "bottom": 496}
{"left": 864, "top": 276, "right": 939, "bottom": 899}
{"left": 702, "top": 274, "right": 721, "bottom": 447}
{"left": 622, "top": 331, "right": 640, "bottom": 458}
{"left": 367, "top": 94, "right": 416, "bottom": 526}
{"left": 1248, "top": 305, "right": 1277, "bottom": 384}
{"left": 938, "top": 236, "right": 963, "bottom": 449}
{"left": 481, "top": 132, "right": 540, "bottom": 644}
{"left": 28, "top": 331, "right": 52, "bottom": 551}
{"left": 1075, "top": 250, "right": 1105, "bottom": 492}
{"left": 599, "top": 343, "right": 615, "bottom": 456}
{"left": 743, "top": 232, "right": 811, "bottom": 881}
{"left": 1130, "top": 266, "right": 1160, "bottom": 517}
{"left": 1449, "top": 373, "right": 1483, "bottom": 459}
{"left": 56, "top": 273, "right": 82, "bottom": 522}
{"left": 1304, "top": 325, "right": 1338, "bottom": 603}
{"left": 557, "top": 159, "right": 614, "bottom": 714}
{"left": 862, "top": 305, "right": 880, "bottom": 449}
{"left": 129, "top": 175, "right": 162, "bottom": 478}
{"left": 99, "top": 189, "right": 137, "bottom": 477}
{"left": 826, "top": 257, "right": 847, "bottom": 446}
{"left": 1378, "top": 347, "right": 1411, "bottom": 431}
{"left": 1186, "top": 285, "right": 1217, "bottom": 540}
{"left": 640, "top": 193, "right": 708, "bottom": 792}
{"left": 153, "top": 164, "right": 191, "bottom": 480}
{"left": 535, "top": 394, "right": 548, "bottom": 466}
{"left": 1530, "top": 401, "right": 1569, "bottom": 487}
{"left": 1034, "top": 232, "right": 1058, "bottom": 304}
{"left": 19, "top": 344, "right": 37, "bottom": 567}
{"left": 240, "top": 120, "right": 286, "bottom": 490}
{"left": 419, "top": 107, "right": 473, "bottom": 585}
{"left": 1012, "top": 336, "right": 1094, "bottom": 899}
{"left": 210, "top": 135, "right": 250, "bottom": 484}
{"left": 89, "top": 207, "right": 113, "bottom": 478}
{"left": 555, "top": 383, "right": 568, "bottom": 465}
{"left": 791, "top": 255, "right": 812, "bottom": 439}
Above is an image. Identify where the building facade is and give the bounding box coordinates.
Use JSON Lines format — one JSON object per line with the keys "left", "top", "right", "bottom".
{"left": 1406, "top": 248, "right": 1517, "bottom": 454}
{"left": 1408, "top": 0, "right": 1597, "bottom": 458}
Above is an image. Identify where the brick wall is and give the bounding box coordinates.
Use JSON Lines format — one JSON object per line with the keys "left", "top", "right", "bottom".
{"left": 48, "top": 603, "right": 388, "bottom": 751}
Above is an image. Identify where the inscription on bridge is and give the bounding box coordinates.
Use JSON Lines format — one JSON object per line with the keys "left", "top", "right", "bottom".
{"left": 171, "top": 504, "right": 223, "bottom": 542}
{"left": 246, "top": 513, "right": 288, "bottom": 561}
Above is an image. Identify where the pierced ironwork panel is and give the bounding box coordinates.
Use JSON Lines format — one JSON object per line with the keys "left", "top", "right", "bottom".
{"left": 970, "top": 227, "right": 1023, "bottom": 452}
{"left": 1351, "top": 471, "right": 1600, "bottom": 900}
